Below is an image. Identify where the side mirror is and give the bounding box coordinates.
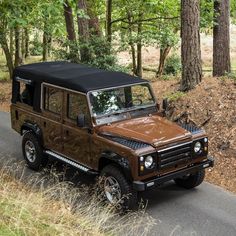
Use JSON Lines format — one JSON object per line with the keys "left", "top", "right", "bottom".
{"left": 77, "top": 114, "right": 86, "bottom": 128}
{"left": 162, "top": 98, "right": 169, "bottom": 111}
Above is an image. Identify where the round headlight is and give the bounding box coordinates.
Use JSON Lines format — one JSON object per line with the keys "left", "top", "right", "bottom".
{"left": 144, "top": 155, "right": 154, "bottom": 168}
{"left": 194, "top": 142, "right": 202, "bottom": 153}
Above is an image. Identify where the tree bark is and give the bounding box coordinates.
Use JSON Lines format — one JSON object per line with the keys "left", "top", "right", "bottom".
{"left": 127, "top": 11, "right": 137, "bottom": 75}
{"left": 64, "top": 0, "right": 76, "bottom": 41}
{"left": 156, "top": 46, "right": 171, "bottom": 77}
{"left": 136, "top": 12, "right": 143, "bottom": 77}
{"left": 25, "top": 28, "right": 29, "bottom": 58}
{"left": 77, "top": 0, "right": 90, "bottom": 62}
{"left": 0, "top": 34, "right": 14, "bottom": 78}
{"left": 9, "top": 29, "right": 14, "bottom": 57}
{"left": 42, "top": 22, "right": 50, "bottom": 61}
{"left": 213, "top": 0, "right": 231, "bottom": 76}
{"left": 14, "top": 26, "right": 22, "bottom": 67}
{"left": 21, "top": 29, "right": 26, "bottom": 64}
{"left": 106, "top": 0, "right": 112, "bottom": 43}
{"left": 180, "top": 0, "right": 202, "bottom": 91}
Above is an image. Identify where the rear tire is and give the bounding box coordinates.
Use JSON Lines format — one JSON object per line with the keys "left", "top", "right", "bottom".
{"left": 174, "top": 169, "right": 205, "bottom": 189}
{"left": 22, "top": 131, "right": 47, "bottom": 171}
{"left": 100, "top": 165, "right": 137, "bottom": 210}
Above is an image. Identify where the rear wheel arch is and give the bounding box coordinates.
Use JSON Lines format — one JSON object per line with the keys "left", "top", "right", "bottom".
{"left": 21, "top": 122, "right": 44, "bottom": 146}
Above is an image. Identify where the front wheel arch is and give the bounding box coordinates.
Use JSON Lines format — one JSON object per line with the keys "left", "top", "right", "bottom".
{"left": 98, "top": 153, "right": 133, "bottom": 182}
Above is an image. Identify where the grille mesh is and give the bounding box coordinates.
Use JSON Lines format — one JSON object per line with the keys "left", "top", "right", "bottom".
{"left": 101, "top": 135, "right": 150, "bottom": 150}
{"left": 177, "top": 122, "right": 202, "bottom": 134}
{"left": 158, "top": 142, "right": 192, "bottom": 169}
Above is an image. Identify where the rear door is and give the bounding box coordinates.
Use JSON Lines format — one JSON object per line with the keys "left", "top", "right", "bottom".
{"left": 41, "top": 84, "right": 63, "bottom": 153}
{"left": 62, "top": 91, "right": 92, "bottom": 167}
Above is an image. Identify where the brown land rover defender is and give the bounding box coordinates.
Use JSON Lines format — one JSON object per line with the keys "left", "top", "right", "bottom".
{"left": 11, "top": 61, "right": 214, "bottom": 209}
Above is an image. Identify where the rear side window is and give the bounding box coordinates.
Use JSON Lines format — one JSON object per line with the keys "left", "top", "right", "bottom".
{"left": 43, "top": 86, "right": 62, "bottom": 114}
{"left": 16, "top": 79, "right": 34, "bottom": 106}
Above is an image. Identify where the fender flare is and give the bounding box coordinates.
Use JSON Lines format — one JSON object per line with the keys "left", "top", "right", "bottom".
{"left": 21, "top": 122, "right": 44, "bottom": 146}
{"left": 99, "top": 151, "right": 133, "bottom": 181}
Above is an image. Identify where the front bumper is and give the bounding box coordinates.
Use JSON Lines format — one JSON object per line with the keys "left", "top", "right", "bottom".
{"left": 133, "top": 156, "right": 214, "bottom": 191}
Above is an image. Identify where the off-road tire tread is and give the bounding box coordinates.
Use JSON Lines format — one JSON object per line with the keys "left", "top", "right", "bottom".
{"left": 101, "top": 165, "right": 137, "bottom": 210}
{"left": 22, "top": 131, "right": 47, "bottom": 171}
{"left": 174, "top": 169, "right": 205, "bottom": 189}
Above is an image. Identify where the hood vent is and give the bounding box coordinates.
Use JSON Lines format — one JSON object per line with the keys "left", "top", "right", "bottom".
{"left": 177, "top": 122, "right": 202, "bottom": 134}
{"left": 101, "top": 134, "right": 150, "bottom": 150}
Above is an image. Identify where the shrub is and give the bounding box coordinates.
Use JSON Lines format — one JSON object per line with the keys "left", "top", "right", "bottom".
{"left": 164, "top": 91, "right": 185, "bottom": 102}
{"left": 30, "top": 37, "right": 43, "bottom": 56}
{"left": 54, "top": 37, "right": 127, "bottom": 72}
{"left": 164, "top": 54, "right": 181, "bottom": 76}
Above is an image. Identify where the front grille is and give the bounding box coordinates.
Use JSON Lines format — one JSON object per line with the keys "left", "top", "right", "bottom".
{"left": 101, "top": 135, "right": 150, "bottom": 150}
{"left": 158, "top": 142, "right": 192, "bottom": 170}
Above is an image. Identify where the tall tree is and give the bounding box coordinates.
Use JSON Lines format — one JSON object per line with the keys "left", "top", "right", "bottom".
{"left": 213, "top": 0, "right": 231, "bottom": 76}
{"left": 14, "top": 26, "right": 22, "bottom": 67}
{"left": 77, "top": 0, "right": 90, "bottom": 62}
{"left": 64, "top": 0, "right": 76, "bottom": 41}
{"left": 181, "top": 0, "right": 202, "bottom": 91}
{"left": 136, "top": 12, "right": 143, "bottom": 77}
{"left": 106, "top": 0, "right": 112, "bottom": 43}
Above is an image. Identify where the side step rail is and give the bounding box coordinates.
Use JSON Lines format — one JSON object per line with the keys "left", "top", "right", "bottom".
{"left": 45, "top": 150, "right": 98, "bottom": 175}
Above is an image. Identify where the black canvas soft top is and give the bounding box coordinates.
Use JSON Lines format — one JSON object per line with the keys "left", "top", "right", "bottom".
{"left": 13, "top": 61, "right": 147, "bottom": 93}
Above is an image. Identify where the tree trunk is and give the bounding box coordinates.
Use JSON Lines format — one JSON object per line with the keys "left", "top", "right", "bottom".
{"left": 25, "top": 28, "right": 29, "bottom": 58}
{"left": 9, "top": 29, "right": 14, "bottom": 57}
{"left": 213, "top": 0, "right": 231, "bottom": 76}
{"left": 127, "top": 11, "right": 137, "bottom": 75}
{"left": 64, "top": 0, "right": 76, "bottom": 41}
{"left": 136, "top": 12, "right": 143, "bottom": 77}
{"left": 180, "top": 0, "right": 202, "bottom": 91}
{"left": 106, "top": 0, "right": 112, "bottom": 43}
{"left": 156, "top": 46, "right": 171, "bottom": 77}
{"left": 0, "top": 34, "right": 14, "bottom": 78}
{"left": 77, "top": 0, "right": 90, "bottom": 62}
{"left": 21, "top": 29, "right": 26, "bottom": 64}
{"left": 87, "top": 1, "right": 101, "bottom": 37}
{"left": 14, "top": 26, "right": 22, "bottom": 67}
{"left": 42, "top": 22, "right": 51, "bottom": 61}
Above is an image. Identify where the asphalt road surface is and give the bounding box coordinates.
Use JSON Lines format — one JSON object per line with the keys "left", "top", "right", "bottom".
{"left": 0, "top": 111, "right": 236, "bottom": 236}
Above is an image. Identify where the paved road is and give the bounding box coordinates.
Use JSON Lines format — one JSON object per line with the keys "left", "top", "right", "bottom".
{"left": 0, "top": 111, "right": 236, "bottom": 236}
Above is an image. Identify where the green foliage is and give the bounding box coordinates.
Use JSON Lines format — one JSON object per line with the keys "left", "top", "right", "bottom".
{"left": 30, "top": 36, "right": 43, "bottom": 56}
{"left": 225, "top": 71, "right": 236, "bottom": 82}
{"left": 54, "top": 37, "right": 127, "bottom": 72}
{"left": 164, "top": 91, "right": 185, "bottom": 102}
{"left": 163, "top": 54, "right": 181, "bottom": 75}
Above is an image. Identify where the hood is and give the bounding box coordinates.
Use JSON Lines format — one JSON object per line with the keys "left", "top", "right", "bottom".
{"left": 98, "top": 115, "right": 192, "bottom": 147}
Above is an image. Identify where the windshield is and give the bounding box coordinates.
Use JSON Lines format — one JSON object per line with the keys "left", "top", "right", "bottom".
{"left": 89, "top": 83, "right": 156, "bottom": 117}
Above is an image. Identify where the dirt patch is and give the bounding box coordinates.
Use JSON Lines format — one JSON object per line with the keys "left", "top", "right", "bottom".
{"left": 0, "top": 81, "right": 11, "bottom": 112}
{"left": 152, "top": 77, "right": 236, "bottom": 193}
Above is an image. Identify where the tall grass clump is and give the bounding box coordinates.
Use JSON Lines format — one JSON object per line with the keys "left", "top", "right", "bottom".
{"left": 0, "top": 158, "right": 156, "bottom": 236}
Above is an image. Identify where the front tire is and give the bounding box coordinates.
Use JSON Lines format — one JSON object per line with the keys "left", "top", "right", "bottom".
{"left": 100, "top": 165, "right": 137, "bottom": 210}
{"left": 174, "top": 169, "right": 205, "bottom": 189}
{"left": 22, "top": 131, "right": 47, "bottom": 171}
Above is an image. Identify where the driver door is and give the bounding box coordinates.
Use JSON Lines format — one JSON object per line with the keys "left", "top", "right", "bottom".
{"left": 62, "top": 91, "right": 92, "bottom": 167}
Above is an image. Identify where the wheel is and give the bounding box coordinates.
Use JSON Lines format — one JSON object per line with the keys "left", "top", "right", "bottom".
{"left": 174, "top": 169, "right": 205, "bottom": 189}
{"left": 100, "top": 165, "right": 137, "bottom": 210}
{"left": 22, "top": 131, "right": 47, "bottom": 171}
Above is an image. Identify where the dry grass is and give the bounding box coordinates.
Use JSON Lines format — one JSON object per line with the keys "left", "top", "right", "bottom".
{"left": 0, "top": 159, "right": 156, "bottom": 236}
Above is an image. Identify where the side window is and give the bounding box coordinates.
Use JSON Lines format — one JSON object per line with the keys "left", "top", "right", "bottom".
{"left": 43, "top": 86, "right": 62, "bottom": 115}
{"left": 17, "top": 81, "right": 34, "bottom": 106}
{"left": 67, "top": 93, "right": 90, "bottom": 125}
